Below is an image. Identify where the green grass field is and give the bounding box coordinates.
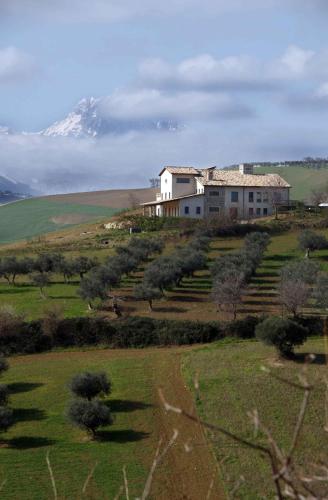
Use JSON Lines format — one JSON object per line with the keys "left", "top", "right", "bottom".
{"left": 0, "top": 349, "right": 157, "bottom": 499}
{"left": 0, "top": 198, "right": 120, "bottom": 244}
{"left": 255, "top": 165, "right": 328, "bottom": 200}
{"left": 183, "top": 337, "right": 328, "bottom": 499}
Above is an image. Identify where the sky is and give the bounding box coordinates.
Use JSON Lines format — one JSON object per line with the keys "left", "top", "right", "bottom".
{"left": 1, "top": 0, "right": 328, "bottom": 193}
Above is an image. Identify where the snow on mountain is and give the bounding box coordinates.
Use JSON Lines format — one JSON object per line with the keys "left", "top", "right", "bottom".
{"left": 40, "top": 97, "right": 181, "bottom": 138}
{"left": 0, "top": 174, "right": 34, "bottom": 195}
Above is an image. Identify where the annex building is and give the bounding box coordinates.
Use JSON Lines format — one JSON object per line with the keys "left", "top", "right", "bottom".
{"left": 142, "top": 164, "right": 291, "bottom": 220}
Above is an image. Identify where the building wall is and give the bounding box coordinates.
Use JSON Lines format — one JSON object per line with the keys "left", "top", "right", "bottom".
{"left": 160, "top": 171, "right": 197, "bottom": 200}
{"left": 160, "top": 170, "right": 173, "bottom": 201}
{"left": 217, "top": 186, "right": 289, "bottom": 219}
{"left": 178, "top": 196, "right": 205, "bottom": 218}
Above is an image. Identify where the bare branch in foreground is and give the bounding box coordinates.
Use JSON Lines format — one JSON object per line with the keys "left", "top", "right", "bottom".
{"left": 82, "top": 461, "right": 98, "bottom": 495}
{"left": 139, "top": 429, "right": 179, "bottom": 500}
{"left": 46, "top": 451, "right": 58, "bottom": 500}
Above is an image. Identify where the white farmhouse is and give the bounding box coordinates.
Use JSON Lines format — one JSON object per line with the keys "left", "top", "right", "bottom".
{"left": 142, "top": 164, "right": 291, "bottom": 219}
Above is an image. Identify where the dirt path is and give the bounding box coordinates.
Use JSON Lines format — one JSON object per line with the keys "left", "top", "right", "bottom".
{"left": 150, "top": 351, "right": 224, "bottom": 500}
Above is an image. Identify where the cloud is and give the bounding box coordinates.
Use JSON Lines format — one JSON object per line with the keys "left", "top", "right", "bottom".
{"left": 99, "top": 88, "right": 253, "bottom": 122}
{"left": 1, "top": 119, "right": 327, "bottom": 195}
{"left": 138, "top": 47, "right": 324, "bottom": 93}
{"left": 0, "top": 46, "right": 37, "bottom": 84}
{"left": 0, "top": 0, "right": 286, "bottom": 23}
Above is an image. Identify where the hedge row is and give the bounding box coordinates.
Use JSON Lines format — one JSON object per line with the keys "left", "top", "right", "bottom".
{"left": 0, "top": 315, "right": 323, "bottom": 356}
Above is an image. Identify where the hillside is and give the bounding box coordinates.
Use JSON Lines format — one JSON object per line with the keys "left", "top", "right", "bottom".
{"left": 0, "top": 187, "right": 157, "bottom": 245}
{"left": 254, "top": 165, "right": 328, "bottom": 200}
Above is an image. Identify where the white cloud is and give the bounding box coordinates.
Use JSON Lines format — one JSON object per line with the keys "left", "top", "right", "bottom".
{"left": 0, "top": 0, "right": 276, "bottom": 22}
{"left": 0, "top": 46, "right": 37, "bottom": 84}
{"left": 100, "top": 88, "right": 252, "bottom": 122}
{"left": 1, "top": 120, "right": 327, "bottom": 194}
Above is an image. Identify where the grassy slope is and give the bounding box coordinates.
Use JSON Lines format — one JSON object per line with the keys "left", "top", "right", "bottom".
{"left": 0, "top": 349, "right": 155, "bottom": 499}
{"left": 255, "top": 165, "right": 328, "bottom": 200}
{"left": 184, "top": 337, "right": 328, "bottom": 499}
{"left": 0, "top": 198, "right": 120, "bottom": 244}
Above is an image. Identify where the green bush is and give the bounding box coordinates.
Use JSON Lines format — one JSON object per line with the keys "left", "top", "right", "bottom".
{"left": 255, "top": 316, "right": 308, "bottom": 357}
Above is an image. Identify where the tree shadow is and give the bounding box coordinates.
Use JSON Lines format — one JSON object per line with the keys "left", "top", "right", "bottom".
{"left": 106, "top": 399, "right": 152, "bottom": 413}
{"left": 13, "top": 408, "right": 46, "bottom": 423}
{"left": 9, "top": 436, "right": 56, "bottom": 449}
{"left": 169, "top": 295, "right": 205, "bottom": 303}
{"left": 97, "top": 429, "right": 149, "bottom": 443}
{"left": 243, "top": 299, "right": 278, "bottom": 306}
{"left": 0, "top": 288, "right": 31, "bottom": 295}
{"left": 153, "top": 306, "right": 187, "bottom": 313}
{"left": 248, "top": 292, "right": 277, "bottom": 298}
{"left": 263, "top": 254, "right": 294, "bottom": 262}
{"left": 255, "top": 271, "right": 279, "bottom": 278}
{"left": 294, "top": 353, "right": 327, "bottom": 365}
{"left": 9, "top": 382, "right": 44, "bottom": 395}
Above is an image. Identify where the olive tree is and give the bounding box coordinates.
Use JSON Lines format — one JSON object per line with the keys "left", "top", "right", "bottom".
{"left": 67, "top": 399, "right": 113, "bottom": 439}
{"left": 69, "top": 372, "right": 111, "bottom": 400}
{"left": 134, "top": 283, "right": 163, "bottom": 311}
{"left": 298, "top": 230, "right": 328, "bottom": 258}
{"left": 212, "top": 271, "right": 245, "bottom": 320}
{"left": 0, "top": 407, "right": 14, "bottom": 438}
{"left": 30, "top": 272, "right": 50, "bottom": 298}
{"left": 255, "top": 316, "right": 308, "bottom": 358}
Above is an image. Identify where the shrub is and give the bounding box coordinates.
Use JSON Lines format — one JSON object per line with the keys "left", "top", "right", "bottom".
{"left": 255, "top": 316, "right": 308, "bottom": 358}
{"left": 224, "top": 316, "right": 260, "bottom": 339}
{"left": 69, "top": 372, "right": 111, "bottom": 400}
{"left": 67, "top": 399, "right": 113, "bottom": 438}
{"left": 0, "top": 406, "right": 13, "bottom": 435}
{"left": 0, "top": 355, "right": 9, "bottom": 375}
{"left": 0, "top": 385, "right": 9, "bottom": 406}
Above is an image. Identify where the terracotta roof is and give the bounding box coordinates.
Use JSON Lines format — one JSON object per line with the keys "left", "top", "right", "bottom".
{"left": 159, "top": 166, "right": 202, "bottom": 176}
{"left": 197, "top": 170, "right": 291, "bottom": 188}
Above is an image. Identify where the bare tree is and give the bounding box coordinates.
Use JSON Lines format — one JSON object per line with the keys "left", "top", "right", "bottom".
{"left": 212, "top": 273, "right": 245, "bottom": 320}
{"left": 279, "top": 278, "right": 311, "bottom": 317}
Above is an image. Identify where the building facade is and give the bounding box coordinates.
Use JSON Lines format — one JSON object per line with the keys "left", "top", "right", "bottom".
{"left": 142, "top": 164, "right": 291, "bottom": 219}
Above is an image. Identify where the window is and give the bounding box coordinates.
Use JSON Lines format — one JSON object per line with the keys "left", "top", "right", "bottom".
{"left": 263, "top": 191, "right": 269, "bottom": 203}
{"left": 196, "top": 206, "right": 201, "bottom": 215}
{"left": 256, "top": 207, "right": 261, "bottom": 216}
{"left": 184, "top": 206, "right": 189, "bottom": 214}
{"left": 231, "top": 191, "right": 239, "bottom": 202}
{"left": 249, "top": 207, "right": 254, "bottom": 217}
{"left": 256, "top": 192, "right": 262, "bottom": 203}
{"left": 209, "top": 207, "right": 220, "bottom": 213}
{"left": 176, "top": 177, "right": 190, "bottom": 184}
{"left": 209, "top": 191, "right": 219, "bottom": 196}
{"left": 165, "top": 178, "right": 168, "bottom": 183}
{"left": 249, "top": 192, "right": 254, "bottom": 203}
{"left": 263, "top": 208, "right": 268, "bottom": 216}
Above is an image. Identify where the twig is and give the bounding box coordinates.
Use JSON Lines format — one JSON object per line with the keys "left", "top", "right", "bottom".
{"left": 113, "top": 485, "right": 124, "bottom": 500}
{"left": 0, "top": 479, "right": 6, "bottom": 492}
{"left": 82, "top": 461, "right": 98, "bottom": 495}
{"left": 46, "top": 451, "right": 58, "bottom": 500}
{"left": 139, "top": 429, "right": 178, "bottom": 500}
{"left": 123, "top": 465, "right": 129, "bottom": 500}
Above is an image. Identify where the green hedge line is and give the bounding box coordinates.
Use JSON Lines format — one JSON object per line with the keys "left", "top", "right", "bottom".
{"left": 0, "top": 315, "right": 323, "bottom": 356}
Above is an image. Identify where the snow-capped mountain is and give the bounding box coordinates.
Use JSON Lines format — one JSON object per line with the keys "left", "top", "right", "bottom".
{"left": 0, "top": 174, "right": 34, "bottom": 196}
{"left": 40, "top": 97, "right": 180, "bottom": 138}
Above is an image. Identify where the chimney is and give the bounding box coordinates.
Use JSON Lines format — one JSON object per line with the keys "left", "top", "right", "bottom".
{"left": 239, "top": 163, "right": 253, "bottom": 175}
{"left": 204, "top": 166, "right": 216, "bottom": 181}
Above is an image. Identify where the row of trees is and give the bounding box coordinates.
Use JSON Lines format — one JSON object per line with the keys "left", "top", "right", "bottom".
{"left": 78, "top": 237, "right": 164, "bottom": 310}
{"left": 211, "top": 232, "right": 271, "bottom": 319}
{"left": 134, "top": 235, "right": 210, "bottom": 310}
